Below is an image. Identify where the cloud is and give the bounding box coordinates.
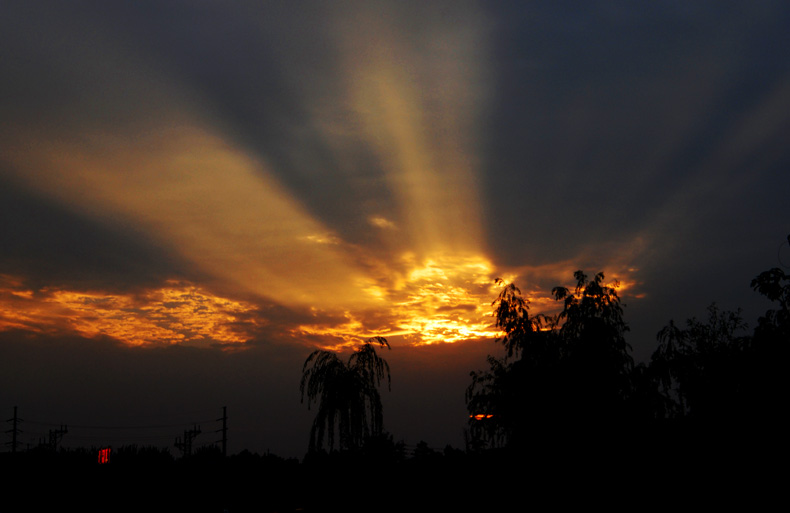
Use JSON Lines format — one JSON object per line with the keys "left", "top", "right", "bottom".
{"left": 0, "top": 276, "right": 263, "bottom": 347}
{"left": 369, "top": 216, "right": 397, "bottom": 230}
{"left": 0, "top": 174, "right": 185, "bottom": 293}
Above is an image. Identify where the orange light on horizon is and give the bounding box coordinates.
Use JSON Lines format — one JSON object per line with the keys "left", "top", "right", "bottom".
{"left": 470, "top": 414, "right": 494, "bottom": 420}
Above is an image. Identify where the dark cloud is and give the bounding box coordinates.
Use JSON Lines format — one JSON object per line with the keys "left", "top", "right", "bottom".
{"left": 480, "top": 1, "right": 790, "bottom": 266}
{"left": 0, "top": 174, "right": 188, "bottom": 292}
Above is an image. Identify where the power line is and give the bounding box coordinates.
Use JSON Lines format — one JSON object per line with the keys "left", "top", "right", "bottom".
{"left": 23, "top": 419, "right": 219, "bottom": 430}
{"left": 5, "top": 407, "right": 228, "bottom": 454}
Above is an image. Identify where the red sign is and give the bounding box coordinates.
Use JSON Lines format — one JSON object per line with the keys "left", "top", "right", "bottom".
{"left": 98, "top": 447, "right": 111, "bottom": 464}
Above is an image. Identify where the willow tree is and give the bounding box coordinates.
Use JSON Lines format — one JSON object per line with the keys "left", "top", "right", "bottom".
{"left": 300, "top": 337, "right": 391, "bottom": 453}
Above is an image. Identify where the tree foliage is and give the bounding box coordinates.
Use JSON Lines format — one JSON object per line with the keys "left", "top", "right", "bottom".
{"left": 466, "top": 271, "right": 634, "bottom": 450}
{"left": 552, "top": 271, "right": 634, "bottom": 414}
{"left": 652, "top": 304, "right": 749, "bottom": 419}
{"left": 648, "top": 236, "right": 789, "bottom": 439}
{"left": 300, "top": 337, "right": 391, "bottom": 453}
{"left": 751, "top": 266, "right": 790, "bottom": 340}
{"left": 465, "top": 354, "right": 514, "bottom": 449}
{"left": 465, "top": 235, "right": 788, "bottom": 469}
{"left": 746, "top": 263, "right": 788, "bottom": 427}
{"left": 650, "top": 250, "right": 789, "bottom": 426}
{"left": 491, "top": 279, "right": 548, "bottom": 359}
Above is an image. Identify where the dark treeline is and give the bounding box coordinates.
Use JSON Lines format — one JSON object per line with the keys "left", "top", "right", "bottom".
{"left": 1, "top": 439, "right": 497, "bottom": 512}
{"left": 462, "top": 240, "right": 787, "bottom": 504}
{"left": 290, "top": 237, "right": 787, "bottom": 509}
{"left": 1, "top": 444, "right": 302, "bottom": 512}
{"left": 465, "top": 266, "right": 786, "bottom": 454}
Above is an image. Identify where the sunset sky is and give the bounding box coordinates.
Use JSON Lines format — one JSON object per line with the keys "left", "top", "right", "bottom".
{"left": 2, "top": 1, "right": 789, "bottom": 457}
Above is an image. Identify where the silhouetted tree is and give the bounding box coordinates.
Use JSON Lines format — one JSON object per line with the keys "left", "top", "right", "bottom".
{"left": 652, "top": 304, "right": 750, "bottom": 420}
{"left": 490, "top": 279, "right": 553, "bottom": 359}
{"left": 466, "top": 279, "right": 557, "bottom": 448}
{"left": 751, "top": 265, "right": 790, "bottom": 341}
{"left": 412, "top": 440, "right": 440, "bottom": 460}
{"left": 642, "top": 236, "right": 790, "bottom": 468}
{"left": 466, "top": 355, "right": 514, "bottom": 448}
{"left": 746, "top": 255, "right": 789, "bottom": 435}
{"left": 467, "top": 271, "right": 635, "bottom": 451}
{"left": 552, "top": 271, "right": 634, "bottom": 423}
{"left": 300, "top": 337, "right": 391, "bottom": 453}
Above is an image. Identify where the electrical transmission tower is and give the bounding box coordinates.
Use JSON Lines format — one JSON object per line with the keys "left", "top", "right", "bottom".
{"left": 5, "top": 406, "right": 22, "bottom": 454}
{"left": 174, "top": 424, "right": 201, "bottom": 458}
{"left": 217, "top": 406, "right": 227, "bottom": 457}
{"left": 47, "top": 424, "right": 68, "bottom": 451}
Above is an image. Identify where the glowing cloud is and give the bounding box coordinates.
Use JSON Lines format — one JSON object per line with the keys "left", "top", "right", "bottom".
{"left": 5, "top": 126, "right": 370, "bottom": 309}
{"left": 0, "top": 276, "right": 259, "bottom": 347}
{"left": 369, "top": 216, "right": 397, "bottom": 230}
{"left": 295, "top": 253, "right": 504, "bottom": 348}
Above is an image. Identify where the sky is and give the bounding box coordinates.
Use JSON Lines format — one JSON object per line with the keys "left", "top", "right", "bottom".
{"left": 1, "top": 1, "right": 789, "bottom": 458}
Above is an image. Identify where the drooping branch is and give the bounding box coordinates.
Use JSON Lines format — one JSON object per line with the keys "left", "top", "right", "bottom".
{"left": 300, "top": 337, "right": 391, "bottom": 453}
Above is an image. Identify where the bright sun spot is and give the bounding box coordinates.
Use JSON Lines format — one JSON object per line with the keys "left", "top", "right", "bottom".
{"left": 294, "top": 253, "right": 505, "bottom": 348}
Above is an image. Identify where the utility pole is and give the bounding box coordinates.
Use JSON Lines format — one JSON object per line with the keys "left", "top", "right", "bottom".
{"left": 5, "top": 406, "right": 22, "bottom": 454}
{"left": 174, "top": 424, "right": 201, "bottom": 458}
{"left": 217, "top": 406, "right": 227, "bottom": 457}
{"left": 48, "top": 424, "right": 68, "bottom": 451}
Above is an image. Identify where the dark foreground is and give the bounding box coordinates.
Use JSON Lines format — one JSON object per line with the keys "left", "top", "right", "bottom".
{"left": 1, "top": 429, "right": 779, "bottom": 513}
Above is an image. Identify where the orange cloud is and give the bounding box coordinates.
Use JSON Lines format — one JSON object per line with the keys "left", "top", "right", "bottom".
{"left": 0, "top": 276, "right": 260, "bottom": 347}
{"left": 4, "top": 127, "right": 373, "bottom": 310}
{"left": 294, "top": 253, "right": 503, "bottom": 348}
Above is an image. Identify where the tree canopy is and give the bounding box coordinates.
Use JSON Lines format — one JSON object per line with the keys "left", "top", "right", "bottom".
{"left": 466, "top": 235, "right": 789, "bottom": 459}
{"left": 466, "top": 271, "right": 634, "bottom": 451}
{"left": 652, "top": 304, "right": 750, "bottom": 420}
{"left": 300, "top": 337, "right": 391, "bottom": 453}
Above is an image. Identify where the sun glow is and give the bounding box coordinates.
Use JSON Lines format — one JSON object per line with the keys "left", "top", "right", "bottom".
{"left": 0, "top": 3, "right": 648, "bottom": 352}
{"left": 5, "top": 127, "right": 370, "bottom": 310}
{"left": 294, "top": 253, "right": 505, "bottom": 348}
{"left": 0, "top": 2, "right": 501, "bottom": 349}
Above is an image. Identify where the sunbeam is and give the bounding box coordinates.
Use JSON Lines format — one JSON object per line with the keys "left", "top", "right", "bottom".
{"left": 0, "top": 1, "right": 655, "bottom": 349}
